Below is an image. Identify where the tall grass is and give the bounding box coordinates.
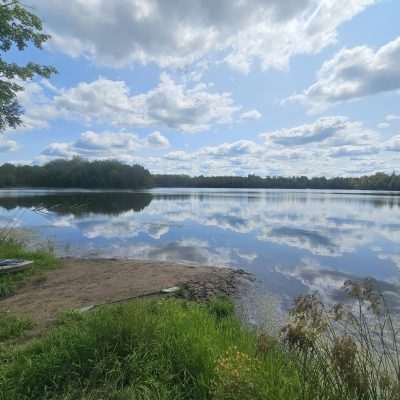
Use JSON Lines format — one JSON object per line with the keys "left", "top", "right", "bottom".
{"left": 1, "top": 235, "right": 399, "bottom": 399}
{"left": 0, "top": 313, "right": 33, "bottom": 343}
{"left": 0, "top": 299, "right": 301, "bottom": 400}
{"left": 282, "top": 279, "right": 400, "bottom": 400}
{"left": 1, "top": 290, "right": 399, "bottom": 399}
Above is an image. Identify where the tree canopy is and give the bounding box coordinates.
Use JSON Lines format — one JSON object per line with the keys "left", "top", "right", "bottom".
{"left": 153, "top": 172, "right": 400, "bottom": 191}
{"left": 0, "top": 0, "right": 56, "bottom": 132}
{"left": 0, "top": 159, "right": 399, "bottom": 191}
{"left": 0, "top": 158, "right": 153, "bottom": 189}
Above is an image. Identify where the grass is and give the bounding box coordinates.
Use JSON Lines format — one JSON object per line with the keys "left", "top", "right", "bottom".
{"left": 0, "top": 291, "right": 399, "bottom": 399}
{"left": 281, "top": 283, "right": 400, "bottom": 400}
{"left": 0, "top": 298, "right": 302, "bottom": 400}
{"left": 0, "top": 240, "right": 399, "bottom": 399}
{"left": 0, "top": 313, "right": 33, "bottom": 343}
{"left": 0, "top": 239, "right": 58, "bottom": 298}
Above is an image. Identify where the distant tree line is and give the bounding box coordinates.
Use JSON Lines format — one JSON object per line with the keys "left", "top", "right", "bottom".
{"left": 0, "top": 159, "right": 400, "bottom": 190}
{"left": 153, "top": 173, "right": 400, "bottom": 191}
{"left": 0, "top": 159, "right": 152, "bottom": 189}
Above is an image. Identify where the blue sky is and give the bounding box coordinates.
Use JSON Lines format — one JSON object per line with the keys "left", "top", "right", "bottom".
{"left": 1, "top": 0, "right": 399, "bottom": 177}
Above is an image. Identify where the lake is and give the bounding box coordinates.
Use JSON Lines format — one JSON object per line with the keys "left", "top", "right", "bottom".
{"left": 1, "top": 188, "right": 400, "bottom": 315}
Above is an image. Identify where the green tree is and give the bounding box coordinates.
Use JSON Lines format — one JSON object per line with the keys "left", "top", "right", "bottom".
{"left": 0, "top": 0, "right": 56, "bottom": 132}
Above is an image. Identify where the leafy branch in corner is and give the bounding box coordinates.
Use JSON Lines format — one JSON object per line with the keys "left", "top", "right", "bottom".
{"left": 0, "top": 0, "right": 56, "bottom": 132}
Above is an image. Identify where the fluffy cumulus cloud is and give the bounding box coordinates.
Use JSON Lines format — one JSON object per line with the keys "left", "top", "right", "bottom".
{"left": 386, "top": 114, "right": 400, "bottom": 122}
{"left": 261, "top": 116, "right": 377, "bottom": 147}
{"left": 384, "top": 135, "right": 400, "bottom": 152}
{"left": 287, "top": 36, "right": 400, "bottom": 111}
{"left": 34, "top": 111, "right": 400, "bottom": 176}
{"left": 42, "top": 130, "right": 169, "bottom": 162}
{"left": 240, "top": 110, "right": 262, "bottom": 120}
{"left": 2, "top": 80, "right": 58, "bottom": 134}
{"left": 146, "top": 131, "right": 170, "bottom": 148}
{"left": 157, "top": 117, "right": 400, "bottom": 177}
{"left": 15, "top": 74, "right": 254, "bottom": 134}
{"left": 199, "top": 140, "right": 262, "bottom": 159}
{"left": 31, "top": 0, "right": 375, "bottom": 71}
{"left": 0, "top": 136, "right": 18, "bottom": 152}
{"left": 377, "top": 115, "right": 400, "bottom": 130}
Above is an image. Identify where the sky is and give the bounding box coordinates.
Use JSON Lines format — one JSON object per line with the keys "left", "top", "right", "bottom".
{"left": 1, "top": 0, "right": 400, "bottom": 177}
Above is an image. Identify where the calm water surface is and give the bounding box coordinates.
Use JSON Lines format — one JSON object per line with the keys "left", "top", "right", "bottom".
{"left": 1, "top": 188, "right": 400, "bottom": 313}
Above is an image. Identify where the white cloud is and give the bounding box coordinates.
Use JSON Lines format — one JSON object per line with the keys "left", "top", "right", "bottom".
{"left": 32, "top": 0, "right": 375, "bottom": 71}
{"left": 38, "top": 116, "right": 400, "bottom": 178}
{"left": 384, "top": 135, "right": 400, "bottom": 152}
{"left": 42, "top": 130, "right": 167, "bottom": 161}
{"left": 240, "top": 110, "right": 262, "bottom": 120}
{"left": 199, "top": 140, "right": 262, "bottom": 159}
{"left": 386, "top": 114, "right": 400, "bottom": 122}
{"left": 260, "top": 116, "right": 377, "bottom": 147}
{"left": 3, "top": 80, "right": 56, "bottom": 134}
{"left": 0, "top": 136, "right": 18, "bottom": 152}
{"left": 154, "top": 117, "right": 400, "bottom": 176}
{"left": 328, "top": 145, "right": 379, "bottom": 158}
{"left": 287, "top": 36, "right": 400, "bottom": 111}
{"left": 17, "top": 74, "right": 251, "bottom": 134}
{"left": 377, "top": 115, "right": 400, "bottom": 130}
{"left": 42, "top": 142, "right": 76, "bottom": 158}
{"left": 146, "top": 131, "right": 170, "bottom": 148}
{"left": 164, "top": 150, "right": 193, "bottom": 162}
{"left": 76, "top": 131, "right": 142, "bottom": 152}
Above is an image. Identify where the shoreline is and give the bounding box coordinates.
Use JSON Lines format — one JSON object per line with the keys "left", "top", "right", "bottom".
{"left": 0, "top": 257, "right": 252, "bottom": 328}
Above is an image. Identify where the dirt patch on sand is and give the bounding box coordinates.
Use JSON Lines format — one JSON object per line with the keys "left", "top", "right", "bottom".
{"left": 0, "top": 258, "right": 249, "bottom": 327}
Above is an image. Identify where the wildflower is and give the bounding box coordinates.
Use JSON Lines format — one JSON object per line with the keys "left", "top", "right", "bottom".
{"left": 212, "top": 347, "right": 261, "bottom": 399}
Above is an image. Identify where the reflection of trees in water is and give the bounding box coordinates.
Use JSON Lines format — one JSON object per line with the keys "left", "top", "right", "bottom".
{"left": 151, "top": 192, "right": 400, "bottom": 209}
{"left": 368, "top": 196, "right": 400, "bottom": 209}
{"left": 0, "top": 192, "right": 153, "bottom": 216}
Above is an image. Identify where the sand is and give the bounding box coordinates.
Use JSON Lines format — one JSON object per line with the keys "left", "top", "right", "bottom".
{"left": 0, "top": 258, "right": 243, "bottom": 326}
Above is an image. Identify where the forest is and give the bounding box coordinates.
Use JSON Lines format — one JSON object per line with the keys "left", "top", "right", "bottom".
{"left": 0, "top": 159, "right": 400, "bottom": 190}
{"left": 154, "top": 172, "right": 400, "bottom": 190}
{"left": 0, "top": 159, "right": 152, "bottom": 189}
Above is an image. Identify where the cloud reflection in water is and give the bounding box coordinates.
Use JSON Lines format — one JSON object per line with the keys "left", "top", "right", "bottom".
{"left": 1, "top": 189, "right": 400, "bottom": 310}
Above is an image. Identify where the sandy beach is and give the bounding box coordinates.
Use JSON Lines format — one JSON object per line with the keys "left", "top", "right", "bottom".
{"left": 0, "top": 258, "right": 246, "bottom": 327}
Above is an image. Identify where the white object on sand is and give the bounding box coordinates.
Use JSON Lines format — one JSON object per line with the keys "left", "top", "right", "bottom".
{"left": 161, "top": 286, "right": 180, "bottom": 294}
{"left": 79, "top": 305, "right": 96, "bottom": 313}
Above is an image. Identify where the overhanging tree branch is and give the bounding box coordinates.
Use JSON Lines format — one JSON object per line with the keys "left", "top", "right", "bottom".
{"left": 0, "top": 0, "right": 56, "bottom": 132}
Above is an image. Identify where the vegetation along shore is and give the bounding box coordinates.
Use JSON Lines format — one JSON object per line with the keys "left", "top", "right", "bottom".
{"left": 1, "top": 238, "right": 400, "bottom": 399}
{"left": 0, "top": 0, "right": 400, "bottom": 398}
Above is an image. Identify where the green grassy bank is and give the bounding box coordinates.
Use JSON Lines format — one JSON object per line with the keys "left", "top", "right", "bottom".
{"left": 0, "top": 298, "right": 300, "bottom": 400}
{"left": 0, "top": 241, "right": 399, "bottom": 400}
{"left": 0, "top": 296, "right": 399, "bottom": 400}
{"left": 0, "top": 239, "right": 58, "bottom": 298}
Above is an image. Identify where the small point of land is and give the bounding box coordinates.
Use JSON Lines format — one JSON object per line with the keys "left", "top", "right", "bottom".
{"left": 0, "top": 258, "right": 248, "bottom": 328}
